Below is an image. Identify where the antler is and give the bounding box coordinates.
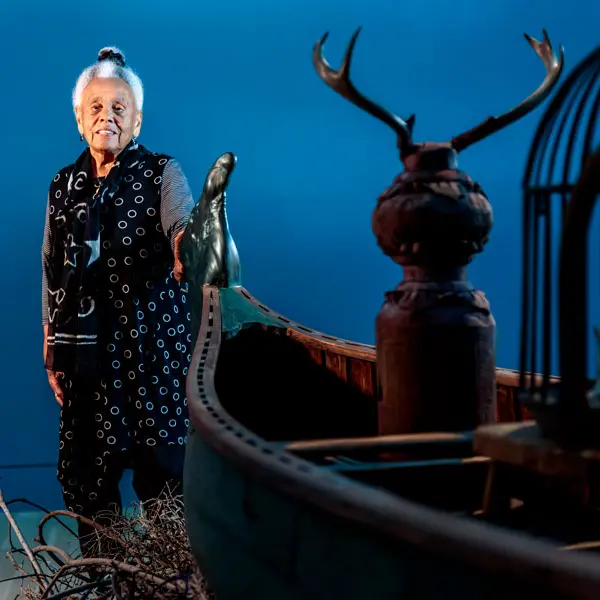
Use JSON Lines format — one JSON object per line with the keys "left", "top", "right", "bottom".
{"left": 313, "top": 27, "right": 415, "bottom": 154}
{"left": 451, "top": 29, "right": 564, "bottom": 152}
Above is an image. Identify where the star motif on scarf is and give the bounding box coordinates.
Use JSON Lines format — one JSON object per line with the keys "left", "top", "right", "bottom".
{"left": 64, "top": 233, "right": 83, "bottom": 268}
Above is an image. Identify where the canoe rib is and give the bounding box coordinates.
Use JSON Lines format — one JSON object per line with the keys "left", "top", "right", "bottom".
{"left": 186, "top": 285, "right": 600, "bottom": 600}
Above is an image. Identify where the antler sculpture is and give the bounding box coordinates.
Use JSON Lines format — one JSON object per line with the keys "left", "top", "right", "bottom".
{"left": 313, "top": 28, "right": 563, "bottom": 158}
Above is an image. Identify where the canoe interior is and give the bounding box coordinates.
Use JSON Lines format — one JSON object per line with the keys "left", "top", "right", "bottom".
{"left": 217, "top": 288, "right": 530, "bottom": 431}
{"left": 210, "top": 287, "right": 539, "bottom": 515}
{"left": 215, "top": 323, "right": 379, "bottom": 442}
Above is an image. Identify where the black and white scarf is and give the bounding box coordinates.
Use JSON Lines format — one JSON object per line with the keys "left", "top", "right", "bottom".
{"left": 45, "top": 140, "right": 142, "bottom": 374}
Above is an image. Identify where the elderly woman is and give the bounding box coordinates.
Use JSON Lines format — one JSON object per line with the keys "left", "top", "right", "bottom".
{"left": 41, "top": 47, "right": 194, "bottom": 556}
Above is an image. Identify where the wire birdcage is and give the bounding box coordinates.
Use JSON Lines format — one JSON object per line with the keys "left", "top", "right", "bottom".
{"left": 519, "top": 45, "right": 600, "bottom": 446}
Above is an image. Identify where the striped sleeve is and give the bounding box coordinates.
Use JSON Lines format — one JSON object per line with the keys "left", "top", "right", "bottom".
{"left": 41, "top": 195, "right": 51, "bottom": 325}
{"left": 160, "top": 159, "right": 195, "bottom": 253}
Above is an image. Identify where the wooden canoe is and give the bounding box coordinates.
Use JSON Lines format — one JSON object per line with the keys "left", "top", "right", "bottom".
{"left": 181, "top": 154, "right": 600, "bottom": 600}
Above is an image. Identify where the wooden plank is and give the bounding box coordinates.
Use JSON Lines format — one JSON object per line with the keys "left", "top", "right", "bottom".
{"left": 325, "top": 352, "right": 347, "bottom": 382}
{"left": 323, "top": 456, "right": 489, "bottom": 472}
{"left": 496, "top": 385, "right": 517, "bottom": 422}
{"left": 348, "top": 359, "right": 374, "bottom": 397}
{"left": 496, "top": 368, "right": 561, "bottom": 388}
{"left": 307, "top": 346, "right": 323, "bottom": 365}
{"left": 284, "top": 431, "right": 473, "bottom": 454}
{"left": 474, "top": 421, "right": 600, "bottom": 477}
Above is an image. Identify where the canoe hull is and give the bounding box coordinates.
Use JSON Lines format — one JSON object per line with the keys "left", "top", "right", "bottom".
{"left": 185, "top": 424, "right": 548, "bottom": 600}
{"left": 183, "top": 286, "right": 598, "bottom": 600}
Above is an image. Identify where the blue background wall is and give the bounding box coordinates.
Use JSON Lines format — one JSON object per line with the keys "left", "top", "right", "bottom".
{"left": 0, "top": 0, "right": 594, "bottom": 508}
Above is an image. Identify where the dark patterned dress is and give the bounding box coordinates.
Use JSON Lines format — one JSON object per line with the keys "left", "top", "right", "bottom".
{"left": 42, "top": 148, "right": 194, "bottom": 514}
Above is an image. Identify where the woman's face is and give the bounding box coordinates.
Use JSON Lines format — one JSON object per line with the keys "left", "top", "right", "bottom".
{"left": 76, "top": 77, "right": 142, "bottom": 158}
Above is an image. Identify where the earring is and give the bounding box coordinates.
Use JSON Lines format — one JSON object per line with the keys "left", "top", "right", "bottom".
{"left": 79, "top": 133, "right": 84, "bottom": 142}
{"left": 131, "top": 136, "right": 138, "bottom": 144}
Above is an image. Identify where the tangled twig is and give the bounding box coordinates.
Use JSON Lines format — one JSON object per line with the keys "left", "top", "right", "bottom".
{"left": 0, "top": 487, "right": 211, "bottom": 599}
{"left": 0, "top": 489, "right": 46, "bottom": 592}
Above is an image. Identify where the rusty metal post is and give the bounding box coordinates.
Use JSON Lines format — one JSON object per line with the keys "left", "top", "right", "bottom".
{"left": 372, "top": 146, "right": 496, "bottom": 435}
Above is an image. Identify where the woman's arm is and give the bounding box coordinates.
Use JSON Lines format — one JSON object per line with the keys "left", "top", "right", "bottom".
{"left": 160, "top": 159, "right": 195, "bottom": 253}
{"left": 41, "top": 195, "right": 51, "bottom": 338}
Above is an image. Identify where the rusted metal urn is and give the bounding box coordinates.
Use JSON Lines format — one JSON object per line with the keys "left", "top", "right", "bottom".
{"left": 313, "top": 28, "right": 563, "bottom": 434}
{"left": 372, "top": 146, "right": 495, "bottom": 434}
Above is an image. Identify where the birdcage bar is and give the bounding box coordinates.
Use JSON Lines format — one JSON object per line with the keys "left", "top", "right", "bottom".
{"left": 519, "top": 187, "right": 554, "bottom": 399}
{"left": 558, "top": 149, "right": 600, "bottom": 431}
{"left": 582, "top": 90, "right": 600, "bottom": 158}
{"left": 542, "top": 186, "right": 553, "bottom": 389}
{"left": 519, "top": 46, "right": 600, "bottom": 423}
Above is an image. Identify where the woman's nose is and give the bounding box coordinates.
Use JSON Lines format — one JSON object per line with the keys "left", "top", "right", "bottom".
{"left": 100, "top": 107, "right": 115, "bottom": 122}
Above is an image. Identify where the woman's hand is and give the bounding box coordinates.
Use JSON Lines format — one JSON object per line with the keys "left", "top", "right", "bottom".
{"left": 43, "top": 325, "right": 64, "bottom": 406}
{"left": 47, "top": 370, "right": 65, "bottom": 406}
{"left": 173, "top": 231, "right": 185, "bottom": 283}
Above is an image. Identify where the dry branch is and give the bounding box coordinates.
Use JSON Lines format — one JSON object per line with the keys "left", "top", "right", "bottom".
{"left": 0, "top": 487, "right": 212, "bottom": 600}
{"left": 0, "top": 488, "right": 46, "bottom": 592}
